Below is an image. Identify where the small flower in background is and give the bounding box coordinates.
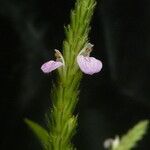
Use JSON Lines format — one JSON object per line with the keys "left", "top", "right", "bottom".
{"left": 41, "top": 49, "right": 64, "bottom": 73}
{"left": 77, "top": 43, "right": 102, "bottom": 75}
{"left": 103, "top": 135, "right": 120, "bottom": 150}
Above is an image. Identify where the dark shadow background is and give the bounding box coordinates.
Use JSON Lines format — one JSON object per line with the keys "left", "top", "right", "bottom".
{"left": 0, "top": 0, "right": 150, "bottom": 149}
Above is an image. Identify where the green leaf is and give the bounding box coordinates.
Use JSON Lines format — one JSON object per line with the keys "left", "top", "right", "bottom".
{"left": 25, "top": 118, "right": 49, "bottom": 149}
{"left": 114, "top": 120, "right": 149, "bottom": 150}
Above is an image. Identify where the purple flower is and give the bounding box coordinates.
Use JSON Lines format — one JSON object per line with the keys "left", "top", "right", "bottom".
{"left": 77, "top": 43, "right": 102, "bottom": 75}
{"left": 41, "top": 49, "right": 64, "bottom": 73}
{"left": 41, "top": 60, "right": 63, "bottom": 73}
{"left": 77, "top": 55, "right": 102, "bottom": 75}
{"left": 41, "top": 43, "right": 102, "bottom": 75}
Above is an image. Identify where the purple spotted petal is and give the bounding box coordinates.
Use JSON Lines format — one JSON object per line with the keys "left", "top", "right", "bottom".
{"left": 77, "top": 55, "right": 102, "bottom": 75}
{"left": 41, "top": 60, "right": 63, "bottom": 73}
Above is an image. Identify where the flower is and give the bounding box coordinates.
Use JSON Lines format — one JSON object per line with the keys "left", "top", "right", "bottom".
{"left": 77, "top": 43, "right": 102, "bottom": 75}
{"left": 41, "top": 43, "right": 102, "bottom": 75}
{"left": 77, "top": 55, "right": 102, "bottom": 75}
{"left": 41, "top": 60, "right": 63, "bottom": 73}
{"left": 41, "top": 50, "right": 64, "bottom": 73}
{"left": 103, "top": 135, "right": 120, "bottom": 149}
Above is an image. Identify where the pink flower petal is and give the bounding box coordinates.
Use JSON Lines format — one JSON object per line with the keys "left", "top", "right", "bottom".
{"left": 41, "top": 60, "right": 63, "bottom": 73}
{"left": 77, "top": 55, "right": 102, "bottom": 75}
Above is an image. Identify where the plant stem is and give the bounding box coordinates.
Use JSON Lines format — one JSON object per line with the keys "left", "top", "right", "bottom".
{"left": 49, "top": 0, "right": 96, "bottom": 149}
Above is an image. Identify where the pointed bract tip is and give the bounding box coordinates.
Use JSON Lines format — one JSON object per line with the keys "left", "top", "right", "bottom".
{"left": 86, "top": 43, "right": 94, "bottom": 49}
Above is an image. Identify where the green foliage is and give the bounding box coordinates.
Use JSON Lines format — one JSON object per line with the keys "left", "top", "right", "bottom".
{"left": 63, "top": 0, "right": 96, "bottom": 68}
{"left": 25, "top": 119, "right": 49, "bottom": 150}
{"left": 24, "top": 1, "right": 149, "bottom": 150}
{"left": 25, "top": 0, "right": 96, "bottom": 150}
{"left": 62, "top": 0, "right": 96, "bottom": 79}
{"left": 113, "top": 120, "right": 149, "bottom": 150}
{"left": 47, "top": 0, "right": 97, "bottom": 149}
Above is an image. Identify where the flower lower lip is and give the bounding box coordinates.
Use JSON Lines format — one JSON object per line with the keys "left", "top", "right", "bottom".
{"left": 41, "top": 60, "right": 63, "bottom": 73}
{"left": 77, "top": 55, "right": 102, "bottom": 75}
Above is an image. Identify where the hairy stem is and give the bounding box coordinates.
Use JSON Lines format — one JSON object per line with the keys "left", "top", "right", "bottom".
{"left": 48, "top": 0, "right": 96, "bottom": 149}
